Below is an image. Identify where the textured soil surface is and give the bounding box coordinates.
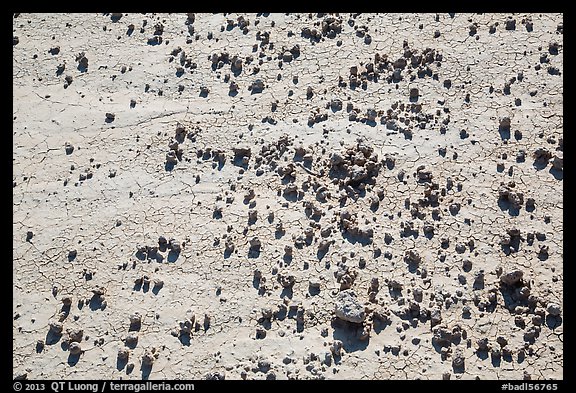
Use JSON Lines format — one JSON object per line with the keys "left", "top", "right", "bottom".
{"left": 13, "top": 13, "right": 563, "bottom": 380}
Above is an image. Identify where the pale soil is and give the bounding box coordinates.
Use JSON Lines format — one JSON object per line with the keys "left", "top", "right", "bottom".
{"left": 13, "top": 13, "right": 563, "bottom": 380}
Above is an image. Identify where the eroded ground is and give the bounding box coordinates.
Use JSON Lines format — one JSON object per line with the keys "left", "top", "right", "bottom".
{"left": 13, "top": 13, "right": 563, "bottom": 380}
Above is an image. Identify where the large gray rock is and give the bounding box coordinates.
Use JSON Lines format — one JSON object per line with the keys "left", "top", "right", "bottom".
{"left": 334, "top": 289, "right": 365, "bottom": 323}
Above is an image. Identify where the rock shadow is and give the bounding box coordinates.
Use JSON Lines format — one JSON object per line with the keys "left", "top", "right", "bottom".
{"left": 248, "top": 247, "right": 261, "bottom": 259}
{"left": 88, "top": 295, "right": 105, "bottom": 311}
{"left": 497, "top": 198, "right": 520, "bottom": 217}
{"left": 167, "top": 250, "right": 180, "bottom": 262}
{"left": 498, "top": 126, "right": 510, "bottom": 141}
{"left": 67, "top": 352, "right": 81, "bottom": 366}
{"left": 545, "top": 315, "right": 562, "bottom": 329}
{"left": 280, "top": 287, "right": 293, "bottom": 299}
{"left": 45, "top": 330, "right": 62, "bottom": 346}
{"left": 141, "top": 364, "right": 152, "bottom": 380}
{"left": 152, "top": 285, "right": 162, "bottom": 296}
{"left": 331, "top": 319, "right": 370, "bottom": 353}
{"left": 116, "top": 356, "right": 128, "bottom": 370}
{"left": 316, "top": 248, "right": 329, "bottom": 261}
{"left": 178, "top": 333, "right": 191, "bottom": 346}
{"left": 341, "top": 232, "right": 372, "bottom": 246}
{"left": 549, "top": 167, "right": 563, "bottom": 180}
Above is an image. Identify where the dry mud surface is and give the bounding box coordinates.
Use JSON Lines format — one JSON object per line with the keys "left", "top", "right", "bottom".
{"left": 13, "top": 13, "right": 563, "bottom": 380}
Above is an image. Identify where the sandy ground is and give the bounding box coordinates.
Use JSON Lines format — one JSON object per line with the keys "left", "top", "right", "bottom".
{"left": 13, "top": 13, "right": 563, "bottom": 380}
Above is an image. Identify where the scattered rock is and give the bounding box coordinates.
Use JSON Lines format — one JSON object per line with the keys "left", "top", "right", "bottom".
{"left": 500, "top": 270, "right": 524, "bottom": 286}
{"left": 452, "top": 348, "right": 465, "bottom": 369}
{"left": 430, "top": 308, "right": 442, "bottom": 327}
{"left": 66, "top": 328, "right": 83, "bottom": 343}
{"left": 278, "top": 270, "right": 295, "bottom": 288}
{"left": 505, "top": 18, "right": 516, "bottom": 30}
{"left": 117, "top": 348, "right": 129, "bottom": 360}
{"left": 68, "top": 342, "right": 82, "bottom": 355}
{"left": 61, "top": 295, "right": 73, "bottom": 306}
{"left": 547, "top": 303, "right": 561, "bottom": 316}
{"left": 334, "top": 289, "right": 365, "bottom": 323}
{"left": 250, "top": 79, "right": 265, "bottom": 93}
{"left": 75, "top": 52, "right": 89, "bottom": 69}
{"left": 49, "top": 321, "right": 63, "bottom": 335}
{"left": 205, "top": 371, "right": 226, "bottom": 380}
{"left": 141, "top": 349, "right": 156, "bottom": 366}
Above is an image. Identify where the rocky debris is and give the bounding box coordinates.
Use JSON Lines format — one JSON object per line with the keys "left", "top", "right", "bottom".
{"left": 169, "top": 238, "right": 181, "bottom": 253}
{"left": 334, "top": 289, "right": 365, "bottom": 323}
{"left": 477, "top": 337, "right": 490, "bottom": 352}
{"left": 178, "top": 315, "right": 195, "bottom": 335}
{"left": 329, "top": 340, "right": 343, "bottom": 357}
{"left": 550, "top": 152, "right": 563, "bottom": 170}
{"left": 505, "top": 18, "right": 516, "bottom": 30}
{"left": 499, "top": 116, "right": 511, "bottom": 129}
{"left": 129, "top": 312, "right": 142, "bottom": 328}
{"left": 430, "top": 308, "right": 442, "bottom": 327}
{"left": 309, "top": 278, "right": 321, "bottom": 291}
{"left": 278, "top": 270, "right": 295, "bottom": 288}
{"left": 500, "top": 270, "right": 524, "bottom": 286}
{"left": 205, "top": 371, "right": 226, "bottom": 380}
{"left": 372, "top": 306, "right": 391, "bottom": 323}
{"left": 234, "top": 147, "right": 252, "bottom": 166}
{"left": 321, "top": 15, "right": 343, "bottom": 38}
{"left": 547, "top": 303, "right": 561, "bottom": 316}
{"left": 249, "top": 79, "right": 265, "bottom": 93}
{"left": 68, "top": 342, "right": 82, "bottom": 355}
{"left": 432, "top": 324, "right": 462, "bottom": 347}
{"left": 66, "top": 327, "right": 83, "bottom": 343}
{"left": 75, "top": 52, "right": 88, "bottom": 70}
{"left": 330, "top": 98, "right": 343, "bottom": 111}
{"left": 117, "top": 348, "right": 129, "bottom": 360}
{"left": 49, "top": 321, "right": 64, "bottom": 335}
{"left": 61, "top": 295, "right": 73, "bottom": 306}
{"left": 141, "top": 348, "right": 158, "bottom": 366}
{"left": 416, "top": 166, "right": 433, "bottom": 182}
{"left": 301, "top": 26, "right": 321, "bottom": 41}
{"left": 533, "top": 147, "right": 552, "bottom": 164}
{"left": 124, "top": 332, "right": 138, "bottom": 347}
{"left": 147, "top": 36, "right": 162, "bottom": 45}
{"left": 105, "top": 112, "right": 115, "bottom": 122}
{"left": 335, "top": 264, "right": 357, "bottom": 290}
{"left": 165, "top": 150, "right": 178, "bottom": 164}
{"left": 63, "top": 75, "right": 73, "bottom": 88}
{"left": 329, "top": 142, "right": 381, "bottom": 190}
{"left": 368, "top": 277, "right": 379, "bottom": 302}
{"left": 404, "top": 250, "right": 421, "bottom": 266}
{"left": 452, "top": 348, "right": 465, "bottom": 369}
{"left": 498, "top": 182, "right": 524, "bottom": 209}
{"left": 249, "top": 237, "right": 261, "bottom": 250}
{"left": 12, "top": 13, "right": 564, "bottom": 381}
{"left": 359, "top": 322, "right": 372, "bottom": 340}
